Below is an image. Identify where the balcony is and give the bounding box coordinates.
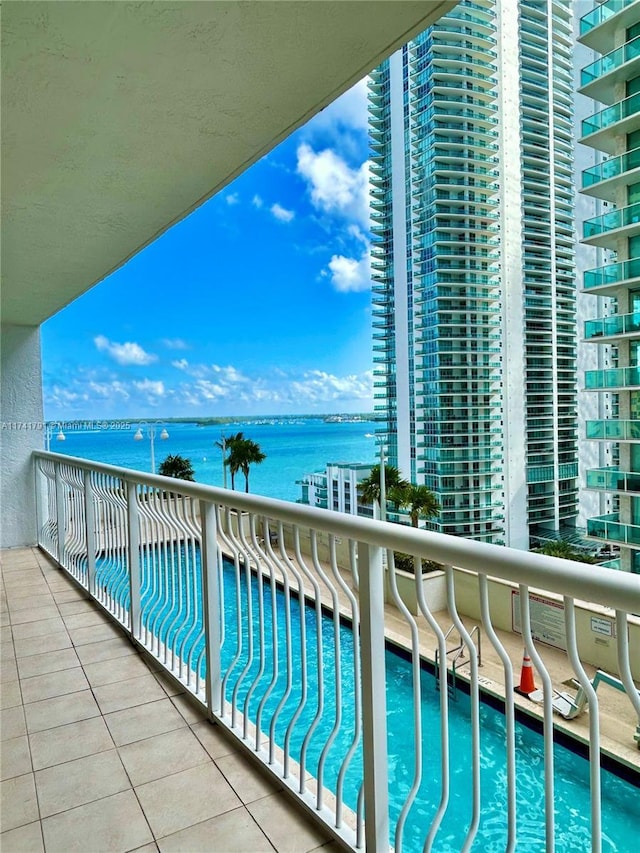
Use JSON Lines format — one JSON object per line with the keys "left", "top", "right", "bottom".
{"left": 7, "top": 451, "right": 638, "bottom": 851}
{"left": 586, "top": 419, "right": 640, "bottom": 441}
{"left": 0, "top": 547, "right": 336, "bottom": 851}
{"left": 586, "top": 466, "right": 640, "bottom": 494}
{"left": 581, "top": 148, "right": 640, "bottom": 202}
{"left": 579, "top": 0, "right": 640, "bottom": 53}
{"left": 584, "top": 366, "right": 640, "bottom": 390}
{"left": 579, "top": 37, "right": 640, "bottom": 104}
{"left": 583, "top": 257, "right": 640, "bottom": 294}
{"left": 584, "top": 312, "right": 640, "bottom": 341}
{"left": 581, "top": 93, "right": 640, "bottom": 155}
{"left": 588, "top": 512, "right": 640, "bottom": 547}
{"left": 583, "top": 202, "right": 640, "bottom": 247}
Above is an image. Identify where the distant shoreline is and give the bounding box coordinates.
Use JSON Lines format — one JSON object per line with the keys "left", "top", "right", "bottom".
{"left": 46, "top": 413, "right": 376, "bottom": 427}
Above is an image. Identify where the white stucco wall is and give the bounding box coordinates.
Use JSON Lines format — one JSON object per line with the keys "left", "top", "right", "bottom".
{"left": 1, "top": 324, "right": 44, "bottom": 548}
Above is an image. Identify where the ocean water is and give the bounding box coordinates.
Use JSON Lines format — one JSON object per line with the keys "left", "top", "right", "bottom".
{"left": 48, "top": 418, "right": 378, "bottom": 502}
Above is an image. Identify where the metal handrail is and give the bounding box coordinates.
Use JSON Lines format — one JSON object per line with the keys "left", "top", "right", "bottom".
{"left": 32, "top": 450, "right": 640, "bottom": 852}
{"left": 33, "top": 451, "right": 640, "bottom": 613}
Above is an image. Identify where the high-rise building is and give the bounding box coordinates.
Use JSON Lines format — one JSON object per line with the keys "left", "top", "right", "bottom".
{"left": 369, "top": 0, "right": 578, "bottom": 549}
{"left": 578, "top": 0, "right": 640, "bottom": 573}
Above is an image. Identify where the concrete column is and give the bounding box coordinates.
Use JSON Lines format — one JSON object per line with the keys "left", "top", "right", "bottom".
{"left": 1, "top": 324, "right": 44, "bottom": 548}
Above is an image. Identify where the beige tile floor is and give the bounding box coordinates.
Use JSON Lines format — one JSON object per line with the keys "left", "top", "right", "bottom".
{"left": 0, "top": 547, "right": 340, "bottom": 853}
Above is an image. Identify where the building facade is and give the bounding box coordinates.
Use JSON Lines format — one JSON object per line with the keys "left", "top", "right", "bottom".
{"left": 298, "top": 463, "right": 375, "bottom": 517}
{"left": 579, "top": 0, "right": 640, "bottom": 572}
{"left": 369, "top": 0, "right": 578, "bottom": 549}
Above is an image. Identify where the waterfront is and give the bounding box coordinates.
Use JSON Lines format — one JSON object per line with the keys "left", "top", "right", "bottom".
{"left": 47, "top": 418, "right": 377, "bottom": 502}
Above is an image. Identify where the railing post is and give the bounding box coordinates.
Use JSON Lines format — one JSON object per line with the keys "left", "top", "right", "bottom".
{"left": 358, "top": 541, "right": 389, "bottom": 851}
{"left": 201, "top": 500, "right": 222, "bottom": 716}
{"left": 34, "top": 457, "right": 44, "bottom": 548}
{"left": 54, "top": 462, "right": 66, "bottom": 565}
{"left": 84, "top": 470, "right": 97, "bottom": 596}
{"left": 126, "top": 480, "right": 141, "bottom": 639}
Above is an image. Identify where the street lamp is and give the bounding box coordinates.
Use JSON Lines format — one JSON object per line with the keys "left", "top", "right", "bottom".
{"left": 134, "top": 423, "right": 169, "bottom": 473}
{"left": 45, "top": 423, "right": 66, "bottom": 451}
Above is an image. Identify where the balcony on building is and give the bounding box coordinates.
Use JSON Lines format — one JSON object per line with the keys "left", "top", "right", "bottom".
{"left": 3, "top": 2, "right": 468, "bottom": 848}
{"left": 579, "top": 36, "right": 640, "bottom": 103}
{"left": 583, "top": 257, "right": 640, "bottom": 294}
{"left": 586, "top": 418, "right": 640, "bottom": 441}
{"left": 586, "top": 466, "right": 640, "bottom": 495}
{"left": 587, "top": 512, "right": 640, "bottom": 547}
{"left": 582, "top": 201, "right": 640, "bottom": 247}
{"left": 581, "top": 147, "right": 640, "bottom": 202}
{"left": 579, "top": 0, "right": 640, "bottom": 53}
{"left": 585, "top": 366, "right": 640, "bottom": 389}
{"left": 583, "top": 311, "right": 640, "bottom": 341}
{"left": 580, "top": 92, "right": 640, "bottom": 153}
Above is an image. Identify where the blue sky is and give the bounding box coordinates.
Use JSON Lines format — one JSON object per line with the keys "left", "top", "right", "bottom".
{"left": 42, "top": 80, "right": 374, "bottom": 420}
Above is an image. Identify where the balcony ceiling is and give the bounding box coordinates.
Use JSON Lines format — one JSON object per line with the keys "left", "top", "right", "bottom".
{"left": 1, "top": 0, "right": 454, "bottom": 327}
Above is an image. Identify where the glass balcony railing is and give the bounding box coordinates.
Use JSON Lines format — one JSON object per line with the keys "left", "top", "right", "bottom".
{"left": 582, "top": 148, "right": 640, "bottom": 190}
{"left": 581, "top": 37, "right": 640, "bottom": 88}
{"left": 599, "top": 558, "right": 621, "bottom": 569}
{"left": 583, "top": 202, "right": 640, "bottom": 240}
{"left": 586, "top": 467, "right": 640, "bottom": 493}
{"left": 581, "top": 93, "right": 640, "bottom": 138}
{"left": 585, "top": 419, "right": 640, "bottom": 441}
{"left": 587, "top": 513, "right": 640, "bottom": 546}
{"left": 526, "top": 462, "right": 578, "bottom": 483}
{"left": 584, "top": 312, "right": 640, "bottom": 339}
{"left": 583, "top": 257, "right": 640, "bottom": 290}
{"left": 580, "top": 0, "right": 632, "bottom": 38}
{"left": 585, "top": 366, "right": 640, "bottom": 389}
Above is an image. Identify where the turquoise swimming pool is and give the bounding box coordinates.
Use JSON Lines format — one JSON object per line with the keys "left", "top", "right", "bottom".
{"left": 98, "top": 544, "right": 640, "bottom": 851}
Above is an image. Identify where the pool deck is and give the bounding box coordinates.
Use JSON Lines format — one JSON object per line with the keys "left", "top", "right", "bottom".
{"left": 0, "top": 547, "right": 340, "bottom": 853}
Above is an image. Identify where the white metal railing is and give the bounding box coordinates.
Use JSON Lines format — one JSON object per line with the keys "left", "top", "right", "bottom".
{"left": 33, "top": 451, "right": 640, "bottom": 852}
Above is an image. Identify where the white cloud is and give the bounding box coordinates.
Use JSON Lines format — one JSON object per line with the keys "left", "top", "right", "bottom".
{"left": 327, "top": 253, "right": 371, "bottom": 293}
{"left": 225, "top": 192, "right": 239, "bottom": 205}
{"left": 162, "top": 338, "right": 189, "bottom": 350}
{"left": 133, "top": 379, "right": 165, "bottom": 396}
{"left": 194, "top": 380, "right": 231, "bottom": 400}
{"left": 312, "top": 78, "right": 369, "bottom": 132}
{"left": 94, "top": 335, "right": 157, "bottom": 366}
{"left": 210, "top": 364, "right": 249, "bottom": 383}
{"left": 171, "top": 359, "right": 189, "bottom": 370}
{"left": 296, "top": 143, "right": 370, "bottom": 229}
{"left": 290, "top": 369, "right": 373, "bottom": 403}
{"left": 88, "top": 380, "right": 130, "bottom": 400}
{"left": 252, "top": 194, "right": 263, "bottom": 209}
{"left": 271, "top": 203, "right": 295, "bottom": 223}
{"left": 44, "top": 361, "right": 373, "bottom": 419}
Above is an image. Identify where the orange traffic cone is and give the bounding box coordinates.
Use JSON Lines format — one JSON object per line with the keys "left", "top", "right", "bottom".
{"left": 517, "top": 652, "right": 536, "bottom": 696}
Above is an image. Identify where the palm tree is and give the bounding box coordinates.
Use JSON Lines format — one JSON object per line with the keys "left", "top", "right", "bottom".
{"left": 534, "top": 540, "right": 595, "bottom": 563}
{"left": 389, "top": 482, "right": 440, "bottom": 528}
{"left": 358, "top": 464, "right": 406, "bottom": 517}
{"left": 226, "top": 437, "right": 266, "bottom": 492}
{"left": 158, "top": 454, "right": 195, "bottom": 481}
{"left": 215, "top": 431, "right": 244, "bottom": 489}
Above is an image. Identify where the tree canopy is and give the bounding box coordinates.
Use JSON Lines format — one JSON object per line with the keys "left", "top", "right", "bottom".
{"left": 389, "top": 482, "right": 440, "bottom": 528}
{"left": 158, "top": 454, "right": 195, "bottom": 481}
{"left": 534, "top": 541, "right": 596, "bottom": 563}
{"left": 225, "top": 436, "right": 266, "bottom": 492}
{"left": 358, "top": 464, "right": 407, "bottom": 509}
{"left": 216, "top": 431, "right": 244, "bottom": 489}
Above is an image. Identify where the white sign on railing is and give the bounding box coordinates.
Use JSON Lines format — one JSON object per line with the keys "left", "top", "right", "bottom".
{"left": 591, "top": 615, "right": 616, "bottom": 638}
{"left": 511, "top": 590, "right": 566, "bottom": 650}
